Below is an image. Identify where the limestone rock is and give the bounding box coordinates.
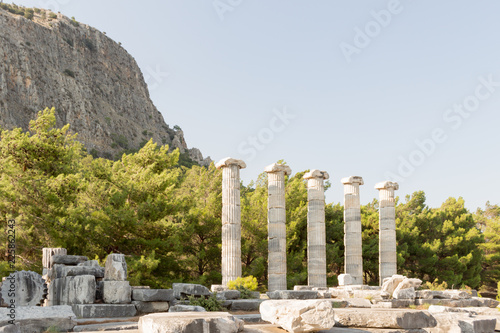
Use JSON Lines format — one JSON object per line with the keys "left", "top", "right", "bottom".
{"left": 212, "top": 284, "right": 229, "bottom": 292}
{"left": 50, "top": 254, "right": 88, "bottom": 266}
{"left": 260, "top": 300, "right": 335, "bottom": 333}
{"left": 140, "top": 312, "right": 243, "bottom": 333}
{"left": 393, "top": 287, "right": 416, "bottom": 300}
{"left": 429, "top": 312, "right": 496, "bottom": 333}
{"left": 338, "top": 274, "right": 352, "bottom": 286}
{"left": 132, "top": 288, "right": 175, "bottom": 302}
{"left": 1, "top": 271, "right": 47, "bottom": 306}
{"left": 173, "top": 283, "right": 211, "bottom": 299}
{"left": 293, "top": 286, "right": 313, "bottom": 291}
{"left": 102, "top": 280, "right": 131, "bottom": 304}
{"left": 168, "top": 304, "right": 206, "bottom": 312}
{"left": 381, "top": 274, "right": 405, "bottom": 296}
{"left": 133, "top": 301, "right": 170, "bottom": 314}
{"left": 216, "top": 290, "right": 241, "bottom": 300}
{"left": 333, "top": 308, "right": 437, "bottom": 329}
{"left": 42, "top": 248, "right": 67, "bottom": 270}
{"left": 0, "top": 9, "right": 209, "bottom": 165}
{"left": 229, "top": 299, "right": 264, "bottom": 311}
{"left": 104, "top": 253, "right": 127, "bottom": 281}
{"left": 346, "top": 298, "right": 372, "bottom": 308}
{"left": 397, "top": 277, "right": 422, "bottom": 290}
{"left": 266, "top": 290, "right": 319, "bottom": 300}
{"left": 0, "top": 305, "right": 76, "bottom": 332}
{"left": 72, "top": 304, "right": 137, "bottom": 318}
{"left": 47, "top": 275, "right": 95, "bottom": 306}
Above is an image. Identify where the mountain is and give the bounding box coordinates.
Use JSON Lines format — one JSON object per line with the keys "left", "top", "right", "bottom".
{"left": 0, "top": 4, "right": 210, "bottom": 165}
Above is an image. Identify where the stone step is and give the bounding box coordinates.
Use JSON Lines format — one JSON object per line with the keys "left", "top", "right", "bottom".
{"left": 75, "top": 317, "right": 139, "bottom": 325}
{"left": 333, "top": 308, "right": 437, "bottom": 329}
{"left": 72, "top": 304, "right": 137, "bottom": 318}
{"left": 73, "top": 322, "right": 138, "bottom": 332}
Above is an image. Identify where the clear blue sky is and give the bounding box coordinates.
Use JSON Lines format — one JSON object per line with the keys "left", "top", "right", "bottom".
{"left": 8, "top": 0, "right": 500, "bottom": 210}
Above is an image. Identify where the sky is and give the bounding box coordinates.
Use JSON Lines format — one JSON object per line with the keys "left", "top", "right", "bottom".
{"left": 6, "top": 0, "right": 500, "bottom": 210}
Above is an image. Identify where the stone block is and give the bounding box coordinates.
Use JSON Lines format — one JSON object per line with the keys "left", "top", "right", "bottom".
{"left": 102, "top": 280, "right": 131, "bottom": 304}
{"left": 472, "top": 296, "right": 500, "bottom": 308}
{"left": 104, "top": 253, "right": 127, "bottom": 281}
{"left": 42, "top": 248, "right": 67, "bottom": 269}
{"left": 48, "top": 264, "right": 104, "bottom": 280}
{"left": 216, "top": 290, "right": 241, "bottom": 300}
{"left": 132, "top": 288, "right": 175, "bottom": 302}
{"left": 229, "top": 299, "right": 263, "bottom": 311}
{"left": 333, "top": 308, "right": 437, "bottom": 329}
{"left": 329, "top": 299, "right": 349, "bottom": 308}
{"left": 0, "top": 305, "right": 76, "bottom": 332}
{"left": 430, "top": 312, "right": 496, "bottom": 333}
{"left": 346, "top": 298, "right": 372, "bottom": 308}
{"left": 133, "top": 300, "right": 169, "bottom": 314}
{"left": 329, "top": 287, "right": 350, "bottom": 299}
{"left": 381, "top": 274, "right": 405, "bottom": 296}
{"left": 47, "top": 275, "right": 95, "bottom": 306}
{"left": 51, "top": 254, "right": 88, "bottom": 266}
{"left": 72, "top": 304, "right": 137, "bottom": 318}
{"left": 293, "top": 285, "right": 313, "bottom": 291}
{"left": 338, "top": 274, "right": 352, "bottom": 286}
{"left": 266, "top": 290, "right": 319, "bottom": 300}
{"left": 393, "top": 287, "right": 416, "bottom": 300}
{"left": 260, "top": 300, "right": 335, "bottom": 333}
{"left": 173, "top": 283, "right": 211, "bottom": 299}
{"left": 168, "top": 304, "right": 206, "bottom": 312}
{"left": 139, "top": 312, "right": 244, "bottom": 333}
{"left": 211, "top": 284, "right": 229, "bottom": 292}
{"left": 77, "top": 260, "right": 101, "bottom": 267}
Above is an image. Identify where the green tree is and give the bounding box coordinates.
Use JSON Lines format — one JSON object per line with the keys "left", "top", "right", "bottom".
{"left": 476, "top": 202, "right": 500, "bottom": 287}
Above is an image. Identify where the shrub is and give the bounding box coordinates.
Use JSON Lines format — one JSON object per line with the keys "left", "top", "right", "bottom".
{"left": 24, "top": 9, "right": 34, "bottom": 20}
{"left": 70, "top": 16, "right": 79, "bottom": 27}
{"left": 422, "top": 279, "right": 448, "bottom": 291}
{"left": 63, "top": 69, "right": 75, "bottom": 78}
{"left": 49, "top": 12, "right": 57, "bottom": 19}
{"left": 83, "top": 38, "right": 96, "bottom": 51}
{"left": 34, "top": 8, "right": 41, "bottom": 13}
{"left": 187, "top": 294, "right": 224, "bottom": 311}
{"left": 228, "top": 276, "right": 258, "bottom": 291}
{"left": 497, "top": 281, "right": 500, "bottom": 301}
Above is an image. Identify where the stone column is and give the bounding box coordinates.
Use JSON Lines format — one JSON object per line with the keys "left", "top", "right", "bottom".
{"left": 216, "top": 157, "right": 246, "bottom": 286}
{"left": 375, "top": 181, "right": 399, "bottom": 284}
{"left": 265, "top": 162, "right": 292, "bottom": 291}
{"left": 341, "top": 176, "right": 364, "bottom": 285}
{"left": 303, "top": 169, "right": 329, "bottom": 288}
{"left": 42, "top": 248, "right": 67, "bottom": 275}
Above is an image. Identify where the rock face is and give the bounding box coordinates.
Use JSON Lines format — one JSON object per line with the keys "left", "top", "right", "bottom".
{"left": 0, "top": 6, "right": 209, "bottom": 165}
{"left": 260, "top": 300, "right": 335, "bottom": 333}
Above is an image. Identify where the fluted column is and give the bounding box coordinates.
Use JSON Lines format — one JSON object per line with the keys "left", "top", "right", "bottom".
{"left": 216, "top": 157, "right": 246, "bottom": 286}
{"left": 341, "top": 176, "right": 364, "bottom": 285}
{"left": 303, "top": 169, "right": 329, "bottom": 288}
{"left": 375, "top": 181, "right": 399, "bottom": 284}
{"left": 265, "top": 163, "right": 292, "bottom": 291}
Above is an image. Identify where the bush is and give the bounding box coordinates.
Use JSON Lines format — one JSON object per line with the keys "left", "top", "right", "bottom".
{"left": 497, "top": 281, "right": 500, "bottom": 301}
{"left": 227, "top": 276, "right": 258, "bottom": 291}
{"left": 70, "top": 16, "right": 79, "bottom": 27}
{"left": 187, "top": 294, "right": 225, "bottom": 311}
{"left": 49, "top": 12, "right": 57, "bottom": 19}
{"left": 422, "top": 279, "right": 448, "bottom": 291}
{"left": 63, "top": 69, "right": 75, "bottom": 78}
{"left": 24, "top": 9, "right": 34, "bottom": 20}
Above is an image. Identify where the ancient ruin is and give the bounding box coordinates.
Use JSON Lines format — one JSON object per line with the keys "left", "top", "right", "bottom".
{"left": 303, "top": 169, "right": 329, "bottom": 288}
{"left": 265, "top": 162, "right": 292, "bottom": 292}
{"left": 341, "top": 176, "right": 364, "bottom": 285}
{"left": 376, "top": 180, "right": 399, "bottom": 284}
{"left": 216, "top": 157, "right": 246, "bottom": 286}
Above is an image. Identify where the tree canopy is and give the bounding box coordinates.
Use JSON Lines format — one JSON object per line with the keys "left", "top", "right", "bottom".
{"left": 0, "top": 108, "right": 496, "bottom": 291}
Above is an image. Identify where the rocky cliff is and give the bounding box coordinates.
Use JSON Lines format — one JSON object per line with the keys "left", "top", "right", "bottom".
{"left": 0, "top": 4, "right": 210, "bottom": 164}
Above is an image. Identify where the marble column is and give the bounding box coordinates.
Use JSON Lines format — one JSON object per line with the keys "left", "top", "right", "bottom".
{"left": 341, "top": 176, "right": 364, "bottom": 285}
{"left": 216, "top": 157, "right": 246, "bottom": 286}
{"left": 265, "top": 162, "right": 292, "bottom": 291}
{"left": 303, "top": 169, "right": 329, "bottom": 288}
{"left": 375, "top": 181, "right": 399, "bottom": 284}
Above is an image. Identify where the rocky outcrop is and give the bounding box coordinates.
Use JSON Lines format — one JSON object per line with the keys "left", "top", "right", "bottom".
{"left": 0, "top": 5, "right": 210, "bottom": 165}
